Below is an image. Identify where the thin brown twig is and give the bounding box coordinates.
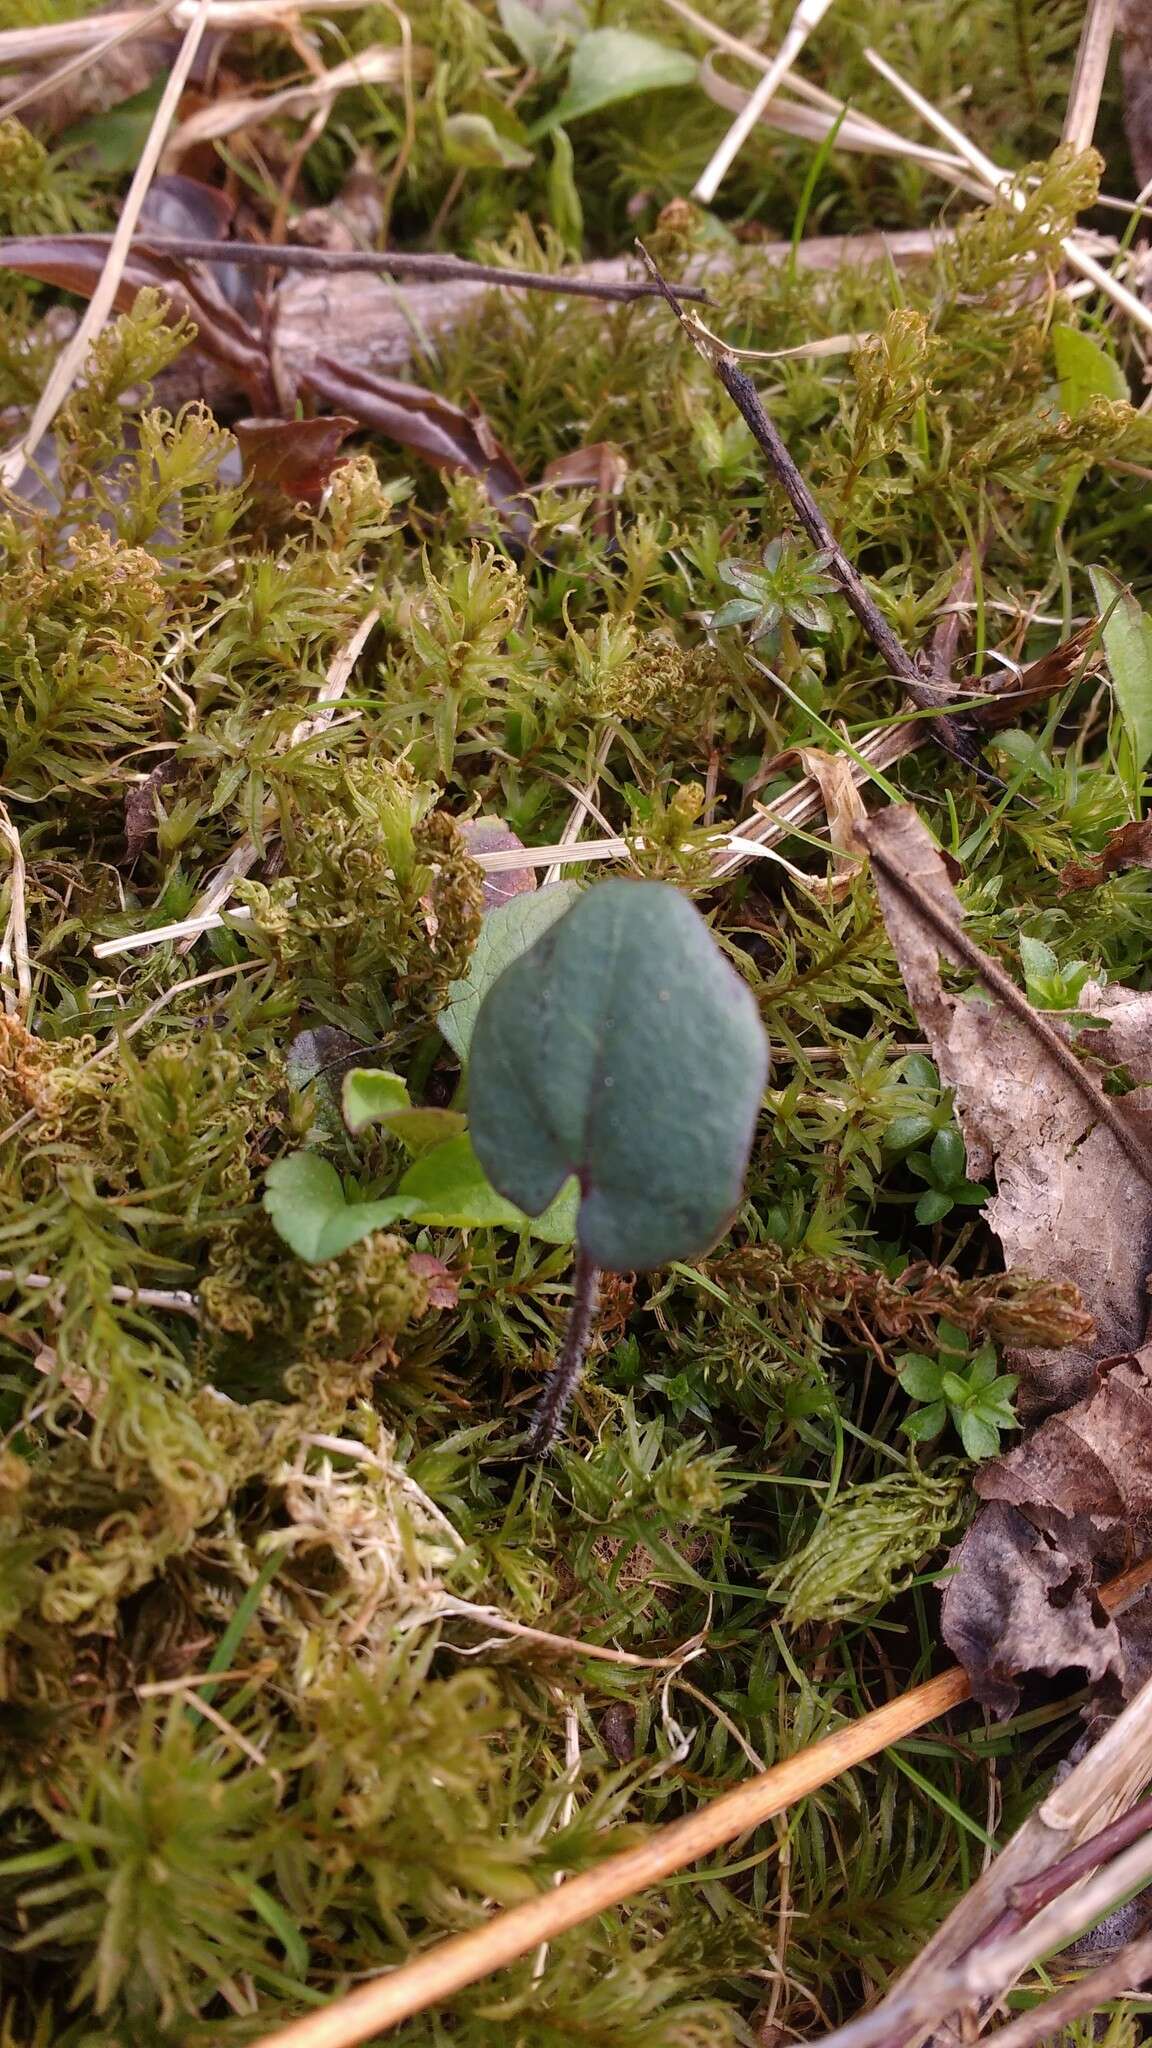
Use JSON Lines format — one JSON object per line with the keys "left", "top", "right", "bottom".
{"left": 16, "top": 234, "right": 711, "bottom": 305}
{"left": 634, "top": 241, "right": 985, "bottom": 772}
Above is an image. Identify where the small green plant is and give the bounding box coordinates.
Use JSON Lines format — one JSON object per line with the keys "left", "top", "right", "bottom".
{"left": 905, "top": 1127, "right": 990, "bottom": 1227}
{"left": 1018, "top": 936, "right": 1095, "bottom": 1014}
{"left": 898, "top": 1321, "right": 1020, "bottom": 1459}
{"left": 709, "top": 535, "right": 838, "bottom": 644}
{"left": 468, "top": 879, "right": 770, "bottom": 1447}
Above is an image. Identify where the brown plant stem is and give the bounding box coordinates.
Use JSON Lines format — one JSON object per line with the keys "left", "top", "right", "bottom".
{"left": 857, "top": 817, "right": 1152, "bottom": 1194}
{"left": 527, "top": 1249, "right": 601, "bottom": 1454}
{"left": 634, "top": 240, "right": 987, "bottom": 771}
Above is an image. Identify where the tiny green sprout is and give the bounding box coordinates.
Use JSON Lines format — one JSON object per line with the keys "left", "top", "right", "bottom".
{"left": 1018, "top": 936, "right": 1095, "bottom": 1016}
{"left": 898, "top": 1321, "right": 1019, "bottom": 1461}
{"left": 709, "top": 535, "right": 838, "bottom": 644}
{"left": 468, "top": 879, "right": 770, "bottom": 1451}
{"left": 906, "top": 1127, "right": 989, "bottom": 1227}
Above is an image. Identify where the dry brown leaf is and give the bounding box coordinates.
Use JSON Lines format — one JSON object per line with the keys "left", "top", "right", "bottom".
{"left": 797, "top": 745, "right": 867, "bottom": 897}
{"left": 302, "top": 355, "right": 530, "bottom": 540}
{"left": 1062, "top": 816, "right": 1152, "bottom": 890}
{"left": 457, "top": 820, "right": 536, "bottom": 909}
{"left": 541, "top": 441, "right": 628, "bottom": 540}
{"left": 234, "top": 414, "right": 357, "bottom": 509}
{"left": 861, "top": 805, "right": 1152, "bottom": 1715}
{"left": 159, "top": 46, "right": 430, "bottom": 167}
{"left": 860, "top": 805, "right": 1152, "bottom": 1415}
{"left": 1121, "top": 0, "right": 1152, "bottom": 189}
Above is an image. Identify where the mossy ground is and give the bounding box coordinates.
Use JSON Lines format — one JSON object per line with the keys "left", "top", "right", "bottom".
{"left": 0, "top": 2, "right": 1150, "bottom": 2041}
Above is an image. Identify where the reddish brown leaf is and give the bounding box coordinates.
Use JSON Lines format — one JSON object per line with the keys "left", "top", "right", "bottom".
{"left": 944, "top": 1351, "right": 1152, "bottom": 1713}
{"left": 301, "top": 355, "right": 530, "bottom": 539}
{"left": 1062, "top": 817, "right": 1152, "bottom": 890}
{"left": 458, "top": 819, "right": 536, "bottom": 909}
{"left": 408, "top": 1253, "right": 460, "bottom": 1311}
{"left": 0, "top": 235, "right": 271, "bottom": 405}
{"left": 541, "top": 440, "right": 627, "bottom": 539}
{"left": 234, "top": 416, "right": 358, "bottom": 507}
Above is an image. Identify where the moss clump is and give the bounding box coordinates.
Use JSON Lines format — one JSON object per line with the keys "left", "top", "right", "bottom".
{"left": 0, "top": 32, "right": 1149, "bottom": 2038}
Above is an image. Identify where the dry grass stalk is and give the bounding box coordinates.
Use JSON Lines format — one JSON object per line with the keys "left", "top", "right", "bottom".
{"left": 0, "top": 1269, "right": 200, "bottom": 1317}
{"left": 0, "top": 0, "right": 178, "bottom": 120}
{"left": 179, "top": 605, "right": 381, "bottom": 944}
{"left": 1063, "top": 0, "right": 1120, "bottom": 152}
{"left": 693, "top": 0, "right": 839, "bottom": 201}
{"left": 161, "top": 45, "right": 432, "bottom": 164}
{"left": 0, "top": 801, "right": 31, "bottom": 1018}
{"left": 863, "top": 46, "right": 1152, "bottom": 342}
{"left": 0, "top": 0, "right": 368, "bottom": 66}
{"left": 0, "top": 0, "right": 212, "bottom": 494}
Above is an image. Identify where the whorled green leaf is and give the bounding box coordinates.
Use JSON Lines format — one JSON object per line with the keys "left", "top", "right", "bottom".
{"left": 263, "top": 1136, "right": 575, "bottom": 1262}
{"left": 533, "top": 28, "right": 697, "bottom": 135}
{"left": 438, "top": 880, "right": 582, "bottom": 1059}
{"left": 468, "top": 879, "right": 770, "bottom": 1272}
{"left": 342, "top": 1067, "right": 467, "bottom": 1154}
{"left": 1052, "top": 323, "right": 1128, "bottom": 415}
{"left": 342, "top": 1068, "right": 410, "bottom": 1131}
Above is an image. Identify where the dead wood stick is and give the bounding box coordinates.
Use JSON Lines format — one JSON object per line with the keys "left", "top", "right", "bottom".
{"left": 11, "top": 234, "right": 710, "bottom": 305}
{"left": 634, "top": 242, "right": 985, "bottom": 771}
{"left": 975, "top": 1932, "right": 1152, "bottom": 2048}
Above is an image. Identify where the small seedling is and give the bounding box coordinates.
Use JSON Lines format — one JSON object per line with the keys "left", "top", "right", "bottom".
{"left": 468, "top": 878, "right": 770, "bottom": 1451}
{"left": 905, "top": 1127, "right": 989, "bottom": 1227}
{"left": 709, "top": 535, "right": 837, "bottom": 644}
{"left": 898, "top": 1321, "right": 1019, "bottom": 1461}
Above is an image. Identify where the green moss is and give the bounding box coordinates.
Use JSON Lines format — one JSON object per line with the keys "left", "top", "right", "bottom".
{"left": 0, "top": 39, "right": 1146, "bottom": 2038}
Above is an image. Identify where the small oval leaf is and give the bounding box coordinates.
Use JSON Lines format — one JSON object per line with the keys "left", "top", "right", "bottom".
{"left": 468, "top": 880, "right": 769, "bottom": 1271}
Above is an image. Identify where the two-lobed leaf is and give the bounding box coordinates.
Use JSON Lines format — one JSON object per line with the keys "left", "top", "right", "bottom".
{"left": 468, "top": 880, "right": 769, "bottom": 1272}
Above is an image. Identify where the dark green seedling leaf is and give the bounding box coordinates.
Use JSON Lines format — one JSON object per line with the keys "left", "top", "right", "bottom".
{"left": 1089, "top": 567, "right": 1152, "bottom": 774}
{"left": 439, "top": 880, "right": 582, "bottom": 1060}
{"left": 468, "top": 879, "right": 770, "bottom": 1272}
{"left": 263, "top": 1154, "right": 407, "bottom": 1262}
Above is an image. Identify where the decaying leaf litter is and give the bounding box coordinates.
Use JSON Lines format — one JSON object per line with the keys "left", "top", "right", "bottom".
{"left": 4, "top": 0, "right": 1152, "bottom": 2041}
